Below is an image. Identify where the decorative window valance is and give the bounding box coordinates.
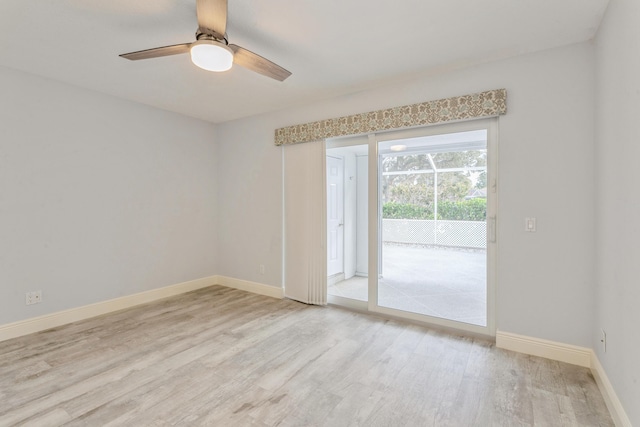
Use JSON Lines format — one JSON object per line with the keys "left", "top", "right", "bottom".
{"left": 275, "top": 89, "right": 506, "bottom": 146}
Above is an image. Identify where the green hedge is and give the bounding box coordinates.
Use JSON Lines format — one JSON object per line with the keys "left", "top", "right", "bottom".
{"left": 383, "top": 198, "right": 486, "bottom": 221}
{"left": 382, "top": 202, "right": 434, "bottom": 220}
{"left": 438, "top": 198, "right": 486, "bottom": 221}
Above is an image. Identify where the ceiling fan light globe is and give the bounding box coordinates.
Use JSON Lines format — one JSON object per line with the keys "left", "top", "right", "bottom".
{"left": 190, "top": 40, "right": 234, "bottom": 72}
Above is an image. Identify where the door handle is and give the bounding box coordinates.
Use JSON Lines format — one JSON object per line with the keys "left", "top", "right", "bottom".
{"left": 338, "top": 223, "right": 344, "bottom": 227}
{"left": 488, "top": 216, "right": 496, "bottom": 243}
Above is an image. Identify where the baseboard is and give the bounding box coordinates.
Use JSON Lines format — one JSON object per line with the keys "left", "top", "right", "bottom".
{"left": 215, "top": 275, "right": 284, "bottom": 299}
{"left": 591, "top": 352, "right": 632, "bottom": 427}
{"left": 0, "top": 275, "right": 284, "bottom": 343}
{"left": 496, "top": 330, "right": 591, "bottom": 367}
{"left": 496, "top": 331, "right": 632, "bottom": 426}
{"left": 0, "top": 275, "right": 217, "bottom": 343}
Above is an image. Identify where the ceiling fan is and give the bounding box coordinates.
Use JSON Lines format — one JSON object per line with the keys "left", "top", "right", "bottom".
{"left": 119, "top": 0, "right": 291, "bottom": 81}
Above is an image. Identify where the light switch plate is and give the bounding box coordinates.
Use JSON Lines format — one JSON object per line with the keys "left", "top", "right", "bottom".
{"left": 525, "top": 217, "right": 536, "bottom": 232}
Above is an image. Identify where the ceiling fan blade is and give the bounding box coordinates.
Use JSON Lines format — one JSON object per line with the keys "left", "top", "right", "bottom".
{"left": 120, "top": 43, "right": 192, "bottom": 61}
{"left": 229, "top": 44, "right": 291, "bottom": 82}
{"left": 197, "top": 0, "right": 227, "bottom": 39}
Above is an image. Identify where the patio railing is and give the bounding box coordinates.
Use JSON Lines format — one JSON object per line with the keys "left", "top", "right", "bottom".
{"left": 382, "top": 219, "right": 486, "bottom": 249}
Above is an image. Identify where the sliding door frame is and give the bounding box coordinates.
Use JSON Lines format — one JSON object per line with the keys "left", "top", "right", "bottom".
{"left": 368, "top": 118, "right": 498, "bottom": 337}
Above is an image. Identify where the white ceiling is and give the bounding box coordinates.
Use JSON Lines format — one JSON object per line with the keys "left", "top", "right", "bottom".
{"left": 0, "top": 0, "right": 609, "bottom": 123}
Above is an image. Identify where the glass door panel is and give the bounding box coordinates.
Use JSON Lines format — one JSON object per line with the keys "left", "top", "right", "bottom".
{"left": 326, "top": 143, "right": 368, "bottom": 303}
{"left": 377, "top": 130, "right": 488, "bottom": 326}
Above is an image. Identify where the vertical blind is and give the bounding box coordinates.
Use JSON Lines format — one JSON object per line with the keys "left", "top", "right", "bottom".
{"left": 283, "top": 140, "right": 327, "bottom": 305}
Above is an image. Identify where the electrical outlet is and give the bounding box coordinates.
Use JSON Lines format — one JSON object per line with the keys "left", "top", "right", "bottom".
{"left": 26, "top": 290, "right": 42, "bottom": 305}
{"left": 259, "top": 264, "right": 265, "bottom": 275}
{"left": 600, "top": 329, "right": 607, "bottom": 353}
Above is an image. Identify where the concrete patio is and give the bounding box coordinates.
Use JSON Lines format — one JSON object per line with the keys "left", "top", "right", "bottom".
{"left": 328, "top": 243, "right": 487, "bottom": 326}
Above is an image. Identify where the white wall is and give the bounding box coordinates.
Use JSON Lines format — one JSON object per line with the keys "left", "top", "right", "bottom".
{"left": 216, "top": 42, "right": 596, "bottom": 347}
{"left": 0, "top": 66, "right": 218, "bottom": 325}
{"left": 594, "top": 0, "right": 640, "bottom": 423}
{"left": 214, "top": 116, "right": 283, "bottom": 286}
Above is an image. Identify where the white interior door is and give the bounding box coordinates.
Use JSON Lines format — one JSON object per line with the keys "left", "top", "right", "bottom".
{"left": 327, "top": 155, "right": 344, "bottom": 277}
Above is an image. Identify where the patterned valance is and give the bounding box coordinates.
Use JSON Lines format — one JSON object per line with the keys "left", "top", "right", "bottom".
{"left": 275, "top": 89, "right": 506, "bottom": 146}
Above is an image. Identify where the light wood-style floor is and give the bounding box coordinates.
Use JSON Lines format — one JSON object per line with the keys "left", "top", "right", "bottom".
{"left": 0, "top": 286, "right": 613, "bottom": 426}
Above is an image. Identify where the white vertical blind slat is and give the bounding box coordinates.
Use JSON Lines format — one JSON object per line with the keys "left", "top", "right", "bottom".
{"left": 283, "top": 141, "right": 327, "bottom": 305}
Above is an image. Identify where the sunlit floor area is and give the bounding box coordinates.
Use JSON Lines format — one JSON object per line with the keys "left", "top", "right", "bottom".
{"left": 328, "top": 243, "right": 487, "bottom": 326}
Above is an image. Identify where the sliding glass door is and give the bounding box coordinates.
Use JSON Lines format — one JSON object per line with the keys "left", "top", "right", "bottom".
{"left": 376, "top": 129, "right": 489, "bottom": 326}
{"left": 327, "top": 119, "right": 497, "bottom": 335}
{"left": 326, "top": 139, "right": 369, "bottom": 308}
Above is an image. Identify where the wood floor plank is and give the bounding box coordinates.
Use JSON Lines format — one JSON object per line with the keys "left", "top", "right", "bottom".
{"left": 0, "top": 285, "right": 614, "bottom": 426}
{"left": 322, "top": 383, "right": 385, "bottom": 427}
